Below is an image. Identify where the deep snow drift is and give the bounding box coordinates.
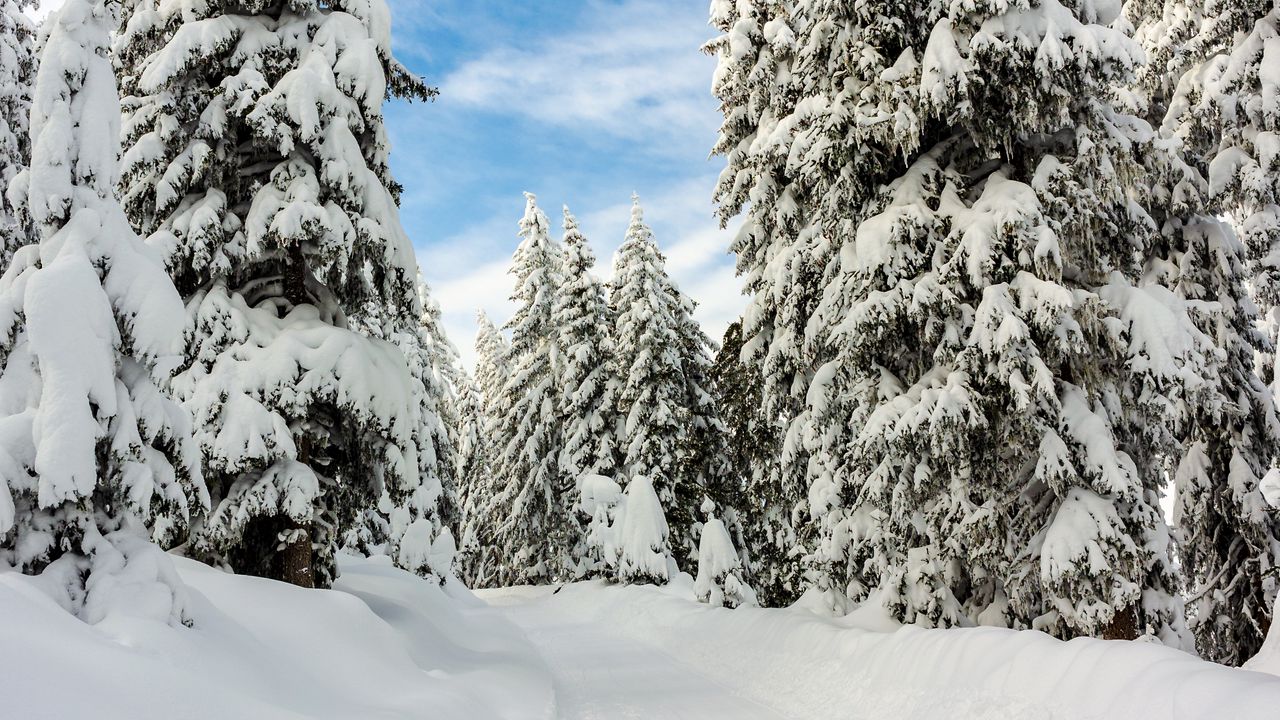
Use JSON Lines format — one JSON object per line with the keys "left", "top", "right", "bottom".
{"left": 0, "top": 555, "right": 554, "bottom": 719}
{"left": 486, "top": 576, "right": 1280, "bottom": 720}
{"left": 6, "top": 557, "right": 1280, "bottom": 719}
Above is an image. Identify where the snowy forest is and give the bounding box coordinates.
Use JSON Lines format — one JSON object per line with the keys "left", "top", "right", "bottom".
{"left": 5, "top": 0, "right": 1280, "bottom": 718}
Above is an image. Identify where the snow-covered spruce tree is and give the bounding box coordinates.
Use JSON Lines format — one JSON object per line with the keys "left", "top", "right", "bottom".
{"left": 456, "top": 310, "right": 506, "bottom": 587}
{"left": 553, "top": 206, "right": 618, "bottom": 578}
{"left": 0, "top": 0, "right": 35, "bottom": 268}
{"left": 712, "top": 320, "right": 794, "bottom": 605}
{"left": 704, "top": 0, "right": 815, "bottom": 601}
{"left": 616, "top": 475, "right": 673, "bottom": 585}
{"left": 342, "top": 278, "right": 460, "bottom": 584}
{"left": 484, "top": 193, "right": 568, "bottom": 586}
{"left": 671, "top": 276, "right": 737, "bottom": 575}
{"left": 695, "top": 499, "right": 758, "bottom": 608}
{"left": 117, "top": 0, "right": 433, "bottom": 587}
{"left": 418, "top": 281, "right": 466, "bottom": 536}
{"left": 610, "top": 196, "right": 724, "bottom": 569}
{"left": 452, "top": 372, "right": 486, "bottom": 521}
{"left": 1131, "top": 0, "right": 1280, "bottom": 663}
{"left": 710, "top": 1, "right": 1209, "bottom": 643}
{"left": 0, "top": 0, "right": 205, "bottom": 624}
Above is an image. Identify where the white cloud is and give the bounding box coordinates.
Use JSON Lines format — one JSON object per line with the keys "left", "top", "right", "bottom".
{"left": 438, "top": 0, "right": 717, "bottom": 158}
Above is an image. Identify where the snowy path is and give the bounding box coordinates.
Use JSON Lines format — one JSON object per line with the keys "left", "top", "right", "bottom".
{"left": 481, "top": 586, "right": 790, "bottom": 720}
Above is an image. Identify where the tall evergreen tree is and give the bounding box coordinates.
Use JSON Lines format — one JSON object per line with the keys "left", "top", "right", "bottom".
{"left": 484, "top": 193, "right": 567, "bottom": 585}
{"left": 708, "top": 0, "right": 1211, "bottom": 643}
{"left": 473, "top": 310, "right": 509, "bottom": 413}
{"left": 712, "top": 320, "right": 795, "bottom": 604}
{"left": 704, "top": 0, "right": 813, "bottom": 600}
{"left": 552, "top": 206, "right": 618, "bottom": 577}
{"left": 116, "top": 0, "right": 434, "bottom": 587}
{"left": 419, "top": 282, "right": 466, "bottom": 536}
{"left": 1132, "top": 0, "right": 1280, "bottom": 663}
{"left": 610, "top": 196, "right": 724, "bottom": 567}
{"left": 554, "top": 207, "right": 617, "bottom": 485}
{"left": 0, "top": 0, "right": 35, "bottom": 267}
{"left": 457, "top": 309, "right": 506, "bottom": 587}
{"left": 0, "top": 0, "right": 205, "bottom": 623}
{"left": 342, "top": 279, "right": 460, "bottom": 583}
{"left": 672, "top": 283, "right": 736, "bottom": 573}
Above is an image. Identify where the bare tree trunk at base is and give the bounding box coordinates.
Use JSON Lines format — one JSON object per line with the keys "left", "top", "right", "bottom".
{"left": 279, "top": 239, "right": 314, "bottom": 588}
{"left": 279, "top": 517, "right": 315, "bottom": 588}
{"left": 1103, "top": 603, "right": 1139, "bottom": 641}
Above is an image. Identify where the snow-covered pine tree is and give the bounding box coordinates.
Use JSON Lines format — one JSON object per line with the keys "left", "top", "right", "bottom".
{"left": 709, "top": 0, "right": 1210, "bottom": 643}
{"left": 553, "top": 206, "right": 618, "bottom": 577}
{"left": 418, "top": 281, "right": 466, "bottom": 536}
{"left": 1132, "top": 0, "right": 1280, "bottom": 663}
{"left": 0, "top": 0, "right": 35, "bottom": 268}
{"left": 457, "top": 310, "right": 506, "bottom": 587}
{"left": 485, "top": 193, "right": 568, "bottom": 586}
{"left": 0, "top": 0, "right": 205, "bottom": 624}
{"left": 342, "top": 278, "right": 460, "bottom": 583}
{"left": 695, "top": 499, "right": 758, "bottom": 608}
{"left": 117, "top": 0, "right": 434, "bottom": 587}
{"left": 712, "top": 319, "right": 795, "bottom": 605}
{"left": 610, "top": 195, "right": 717, "bottom": 569}
{"left": 704, "top": 0, "right": 815, "bottom": 599}
{"left": 616, "top": 475, "right": 672, "bottom": 586}
{"left": 671, "top": 277, "right": 737, "bottom": 575}
{"left": 554, "top": 207, "right": 617, "bottom": 489}
{"left": 452, "top": 372, "right": 485, "bottom": 513}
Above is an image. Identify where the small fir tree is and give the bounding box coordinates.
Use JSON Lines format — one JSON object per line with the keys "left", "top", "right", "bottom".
{"left": 616, "top": 475, "right": 673, "bottom": 586}
{"left": 695, "top": 499, "right": 758, "bottom": 608}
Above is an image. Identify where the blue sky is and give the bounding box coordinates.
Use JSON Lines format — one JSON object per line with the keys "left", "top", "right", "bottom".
{"left": 381, "top": 0, "right": 743, "bottom": 366}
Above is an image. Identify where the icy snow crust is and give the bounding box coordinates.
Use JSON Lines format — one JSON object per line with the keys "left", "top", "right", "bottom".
{"left": 0, "top": 555, "right": 554, "bottom": 719}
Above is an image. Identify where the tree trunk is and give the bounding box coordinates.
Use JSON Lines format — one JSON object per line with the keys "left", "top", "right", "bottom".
{"left": 279, "top": 516, "right": 315, "bottom": 588}
{"left": 278, "top": 240, "right": 314, "bottom": 588}
{"left": 1103, "top": 603, "right": 1140, "bottom": 641}
{"left": 284, "top": 239, "right": 308, "bottom": 307}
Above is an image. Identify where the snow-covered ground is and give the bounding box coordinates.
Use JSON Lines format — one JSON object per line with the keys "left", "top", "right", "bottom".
{"left": 0, "top": 555, "right": 554, "bottom": 720}
{"left": 483, "top": 585, "right": 785, "bottom": 719}
{"left": 6, "top": 558, "right": 1280, "bottom": 719}
{"left": 485, "top": 577, "right": 1280, "bottom": 720}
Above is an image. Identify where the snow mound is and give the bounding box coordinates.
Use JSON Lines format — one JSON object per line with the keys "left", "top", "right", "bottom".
{"left": 0, "top": 555, "right": 554, "bottom": 719}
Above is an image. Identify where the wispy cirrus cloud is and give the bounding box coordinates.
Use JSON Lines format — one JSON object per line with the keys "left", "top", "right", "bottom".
{"left": 439, "top": 0, "right": 717, "bottom": 158}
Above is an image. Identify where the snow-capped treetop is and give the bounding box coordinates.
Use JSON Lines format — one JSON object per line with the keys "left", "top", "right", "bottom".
{"left": 506, "top": 192, "right": 561, "bottom": 353}
{"left": 579, "top": 473, "right": 623, "bottom": 517}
